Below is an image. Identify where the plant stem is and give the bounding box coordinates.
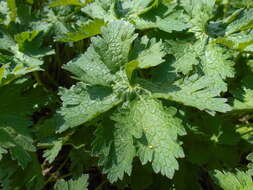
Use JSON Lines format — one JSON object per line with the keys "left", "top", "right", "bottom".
{"left": 33, "top": 72, "right": 43, "bottom": 86}
{"left": 44, "top": 156, "right": 69, "bottom": 186}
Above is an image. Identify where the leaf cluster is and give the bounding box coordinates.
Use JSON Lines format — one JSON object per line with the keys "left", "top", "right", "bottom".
{"left": 1, "top": 0, "right": 253, "bottom": 190}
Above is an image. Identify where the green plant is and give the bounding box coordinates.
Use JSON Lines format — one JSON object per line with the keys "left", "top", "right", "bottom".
{"left": 1, "top": 0, "right": 253, "bottom": 189}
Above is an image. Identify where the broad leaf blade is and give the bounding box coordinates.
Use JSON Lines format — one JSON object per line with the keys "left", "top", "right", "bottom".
{"left": 59, "top": 83, "right": 122, "bottom": 131}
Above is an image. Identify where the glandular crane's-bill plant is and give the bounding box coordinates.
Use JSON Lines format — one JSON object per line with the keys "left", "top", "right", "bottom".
{"left": 1, "top": 0, "right": 253, "bottom": 190}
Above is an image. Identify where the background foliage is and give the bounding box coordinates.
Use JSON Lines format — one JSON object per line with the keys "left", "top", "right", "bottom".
{"left": 1, "top": 0, "right": 253, "bottom": 189}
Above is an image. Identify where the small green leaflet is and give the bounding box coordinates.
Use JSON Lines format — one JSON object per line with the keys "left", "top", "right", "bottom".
{"left": 181, "top": 0, "right": 215, "bottom": 36}
{"left": 165, "top": 38, "right": 202, "bottom": 75}
{"left": 0, "top": 29, "right": 53, "bottom": 86}
{"left": 49, "top": 0, "right": 85, "bottom": 7}
{"left": 54, "top": 174, "right": 89, "bottom": 190}
{"left": 201, "top": 44, "right": 235, "bottom": 93}
{"left": 214, "top": 9, "right": 253, "bottom": 52}
{"left": 211, "top": 170, "right": 253, "bottom": 190}
{"left": 56, "top": 19, "right": 105, "bottom": 42}
{"left": 81, "top": 0, "right": 116, "bottom": 22}
{"left": 225, "top": 9, "right": 253, "bottom": 35}
{"left": 91, "top": 21, "right": 137, "bottom": 72}
{"left": 134, "top": 2, "right": 190, "bottom": 33}
{"left": 216, "top": 29, "right": 253, "bottom": 52}
{"left": 116, "top": 0, "right": 159, "bottom": 18}
{"left": 63, "top": 47, "right": 115, "bottom": 86}
{"left": 42, "top": 139, "right": 63, "bottom": 164}
{"left": 236, "top": 124, "right": 253, "bottom": 144}
{"left": 126, "top": 36, "right": 165, "bottom": 80}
